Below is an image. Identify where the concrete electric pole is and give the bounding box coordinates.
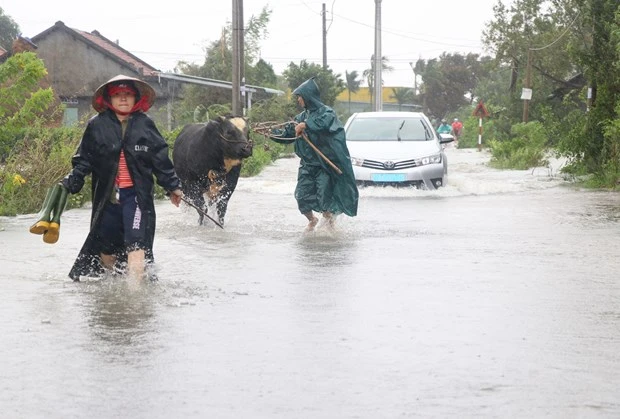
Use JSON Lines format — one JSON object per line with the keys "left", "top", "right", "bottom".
{"left": 322, "top": 3, "right": 327, "bottom": 69}
{"left": 373, "top": 0, "right": 382, "bottom": 112}
{"left": 522, "top": 48, "right": 532, "bottom": 123}
{"left": 232, "top": 0, "right": 245, "bottom": 116}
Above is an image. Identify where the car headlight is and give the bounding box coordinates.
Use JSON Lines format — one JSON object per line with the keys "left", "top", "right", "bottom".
{"left": 350, "top": 157, "right": 364, "bottom": 166}
{"left": 414, "top": 154, "right": 442, "bottom": 166}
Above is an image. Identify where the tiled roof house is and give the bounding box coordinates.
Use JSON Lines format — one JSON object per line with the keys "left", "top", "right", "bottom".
{"left": 0, "top": 21, "right": 177, "bottom": 128}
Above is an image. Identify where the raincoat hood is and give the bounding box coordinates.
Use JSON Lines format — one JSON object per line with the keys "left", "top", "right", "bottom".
{"left": 292, "top": 78, "right": 323, "bottom": 111}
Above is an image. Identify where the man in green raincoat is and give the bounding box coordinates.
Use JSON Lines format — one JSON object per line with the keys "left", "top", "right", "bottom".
{"left": 270, "top": 77, "right": 359, "bottom": 231}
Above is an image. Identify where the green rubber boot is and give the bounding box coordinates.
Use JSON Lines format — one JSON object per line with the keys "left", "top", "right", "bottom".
{"left": 29, "top": 184, "right": 61, "bottom": 235}
{"left": 43, "top": 185, "right": 69, "bottom": 244}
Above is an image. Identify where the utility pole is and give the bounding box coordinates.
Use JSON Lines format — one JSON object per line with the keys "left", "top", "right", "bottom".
{"left": 409, "top": 61, "right": 417, "bottom": 96}
{"left": 232, "top": 0, "right": 245, "bottom": 116}
{"left": 322, "top": 3, "right": 327, "bottom": 69}
{"left": 373, "top": 0, "right": 382, "bottom": 112}
{"left": 522, "top": 48, "right": 532, "bottom": 122}
{"left": 238, "top": 0, "right": 245, "bottom": 114}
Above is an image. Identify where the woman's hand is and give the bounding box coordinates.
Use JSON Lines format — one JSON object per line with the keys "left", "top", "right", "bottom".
{"left": 169, "top": 189, "right": 183, "bottom": 207}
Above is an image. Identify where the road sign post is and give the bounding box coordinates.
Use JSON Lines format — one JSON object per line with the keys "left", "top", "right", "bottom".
{"left": 472, "top": 101, "right": 490, "bottom": 152}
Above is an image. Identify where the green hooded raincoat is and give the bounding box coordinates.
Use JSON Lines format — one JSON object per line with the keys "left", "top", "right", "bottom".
{"left": 271, "top": 78, "right": 358, "bottom": 217}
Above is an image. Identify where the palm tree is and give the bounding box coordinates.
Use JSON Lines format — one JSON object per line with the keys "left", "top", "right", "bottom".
{"left": 345, "top": 70, "right": 361, "bottom": 113}
{"left": 363, "top": 55, "right": 394, "bottom": 106}
{"left": 390, "top": 87, "right": 414, "bottom": 111}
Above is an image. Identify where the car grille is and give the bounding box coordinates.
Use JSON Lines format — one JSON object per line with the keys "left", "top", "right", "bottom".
{"left": 361, "top": 159, "right": 417, "bottom": 170}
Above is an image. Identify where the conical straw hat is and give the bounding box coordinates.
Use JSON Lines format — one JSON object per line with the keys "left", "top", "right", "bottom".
{"left": 92, "top": 74, "right": 156, "bottom": 113}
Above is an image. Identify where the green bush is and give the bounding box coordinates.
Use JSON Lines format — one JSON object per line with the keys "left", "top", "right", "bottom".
{"left": 0, "top": 52, "right": 62, "bottom": 162}
{"left": 488, "top": 121, "right": 549, "bottom": 170}
{"left": 207, "top": 103, "right": 232, "bottom": 119}
{"left": 458, "top": 117, "right": 508, "bottom": 149}
{"left": 241, "top": 131, "right": 285, "bottom": 176}
{"left": 240, "top": 145, "right": 272, "bottom": 177}
{"left": 587, "top": 103, "right": 620, "bottom": 188}
{"left": 0, "top": 126, "right": 83, "bottom": 216}
{"left": 0, "top": 127, "right": 27, "bottom": 163}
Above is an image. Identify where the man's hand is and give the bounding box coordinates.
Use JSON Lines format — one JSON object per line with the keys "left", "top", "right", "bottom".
{"left": 169, "top": 189, "right": 183, "bottom": 207}
{"left": 295, "top": 122, "right": 307, "bottom": 137}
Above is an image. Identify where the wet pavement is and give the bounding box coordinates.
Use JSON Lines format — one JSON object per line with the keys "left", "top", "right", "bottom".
{"left": 1, "top": 148, "right": 620, "bottom": 418}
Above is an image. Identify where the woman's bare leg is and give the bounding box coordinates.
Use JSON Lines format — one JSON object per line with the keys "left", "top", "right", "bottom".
{"left": 127, "top": 249, "right": 146, "bottom": 279}
{"left": 100, "top": 253, "right": 116, "bottom": 271}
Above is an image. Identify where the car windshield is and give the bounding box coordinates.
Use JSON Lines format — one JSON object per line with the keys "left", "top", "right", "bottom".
{"left": 346, "top": 117, "right": 430, "bottom": 141}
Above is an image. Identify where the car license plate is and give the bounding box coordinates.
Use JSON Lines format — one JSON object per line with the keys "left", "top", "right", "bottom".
{"left": 371, "top": 173, "right": 406, "bottom": 182}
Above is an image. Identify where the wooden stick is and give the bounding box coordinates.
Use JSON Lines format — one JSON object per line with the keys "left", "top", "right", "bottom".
{"left": 252, "top": 121, "right": 342, "bottom": 175}
{"left": 300, "top": 132, "right": 343, "bottom": 175}
{"left": 180, "top": 196, "right": 224, "bottom": 229}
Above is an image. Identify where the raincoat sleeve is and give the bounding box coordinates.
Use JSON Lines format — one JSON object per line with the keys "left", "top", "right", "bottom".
{"left": 304, "top": 108, "right": 342, "bottom": 136}
{"left": 269, "top": 121, "right": 297, "bottom": 145}
{"left": 146, "top": 118, "right": 181, "bottom": 192}
{"left": 62, "top": 123, "right": 95, "bottom": 194}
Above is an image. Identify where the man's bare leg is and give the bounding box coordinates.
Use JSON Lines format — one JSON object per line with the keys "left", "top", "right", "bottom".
{"left": 304, "top": 211, "right": 319, "bottom": 232}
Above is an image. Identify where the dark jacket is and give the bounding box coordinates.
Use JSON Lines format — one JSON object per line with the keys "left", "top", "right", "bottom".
{"left": 63, "top": 110, "right": 180, "bottom": 280}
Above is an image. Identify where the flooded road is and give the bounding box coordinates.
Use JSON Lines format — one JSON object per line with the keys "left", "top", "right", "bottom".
{"left": 2, "top": 148, "right": 620, "bottom": 418}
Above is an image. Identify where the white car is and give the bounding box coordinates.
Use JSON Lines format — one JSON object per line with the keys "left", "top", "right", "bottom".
{"left": 344, "top": 111, "right": 454, "bottom": 189}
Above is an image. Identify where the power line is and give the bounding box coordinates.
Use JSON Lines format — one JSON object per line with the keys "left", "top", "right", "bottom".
{"left": 330, "top": 11, "right": 483, "bottom": 49}
{"left": 530, "top": 11, "right": 580, "bottom": 51}
{"left": 326, "top": 0, "right": 336, "bottom": 33}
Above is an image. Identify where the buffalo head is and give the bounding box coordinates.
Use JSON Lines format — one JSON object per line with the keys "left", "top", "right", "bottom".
{"left": 217, "top": 116, "right": 253, "bottom": 169}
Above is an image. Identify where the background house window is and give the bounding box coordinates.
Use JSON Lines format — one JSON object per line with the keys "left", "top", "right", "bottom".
{"left": 62, "top": 107, "right": 78, "bottom": 126}
{"left": 60, "top": 97, "right": 79, "bottom": 126}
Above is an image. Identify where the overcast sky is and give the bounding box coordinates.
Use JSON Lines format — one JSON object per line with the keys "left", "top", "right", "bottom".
{"left": 3, "top": 0, "right": 506, "bottom": 87}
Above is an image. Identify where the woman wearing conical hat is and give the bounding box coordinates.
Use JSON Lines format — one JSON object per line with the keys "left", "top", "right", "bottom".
{"left": 61, "top": 74, "right": 182, "bottom": 281}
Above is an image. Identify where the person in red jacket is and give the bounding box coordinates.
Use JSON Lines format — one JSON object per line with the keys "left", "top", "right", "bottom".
{"left": 451, "top": 118, "right": 463, "bottom": 146}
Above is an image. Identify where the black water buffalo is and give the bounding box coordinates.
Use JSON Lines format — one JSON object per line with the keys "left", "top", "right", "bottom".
{"left": 173, "top": 115, "right": 253, "bottom": 226}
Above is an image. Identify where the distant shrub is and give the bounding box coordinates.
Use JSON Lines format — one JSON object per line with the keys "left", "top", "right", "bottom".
{"left": 0, "top": 126, "right": 83, "bottom": 216}
{"left": 488, "top": 121, "right": 548, "bottom": 170}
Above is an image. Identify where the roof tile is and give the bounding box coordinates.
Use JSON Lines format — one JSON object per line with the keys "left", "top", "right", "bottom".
{"left": 75, "top": 29, "right": 159, "bottom": 75}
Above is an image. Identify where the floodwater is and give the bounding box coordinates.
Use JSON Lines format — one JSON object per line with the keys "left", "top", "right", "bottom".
{"left": 1, "top": 148, "right": 620, "bottom": 418}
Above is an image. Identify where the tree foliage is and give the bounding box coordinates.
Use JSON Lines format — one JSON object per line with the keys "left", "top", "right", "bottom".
{"left": 480, "top": 0, "right": 620, "bottom": 183}
{"left": 176, "top": 6, "right": 277, "bottom": 119}
{"left": 414, "top": 53, "right": 491, "bottom": 119}
{"left": 0, "top": 52, "right": 57, "bottom": 160}
{"left": 281, "top": 60, "right": 345, "bottom": 107}
{"left": 578, "top": 0, "right": 620, "bottom": 175}
{"left": 0, "top": 8, "right": 19, "bottom": 52}
{"left": 482, "top": 0, "right": 584, "bottom": 120}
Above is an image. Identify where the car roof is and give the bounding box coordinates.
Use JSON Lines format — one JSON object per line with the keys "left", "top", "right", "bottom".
{"left": 349, "top": 111, "right": 427, "bottom": 119}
